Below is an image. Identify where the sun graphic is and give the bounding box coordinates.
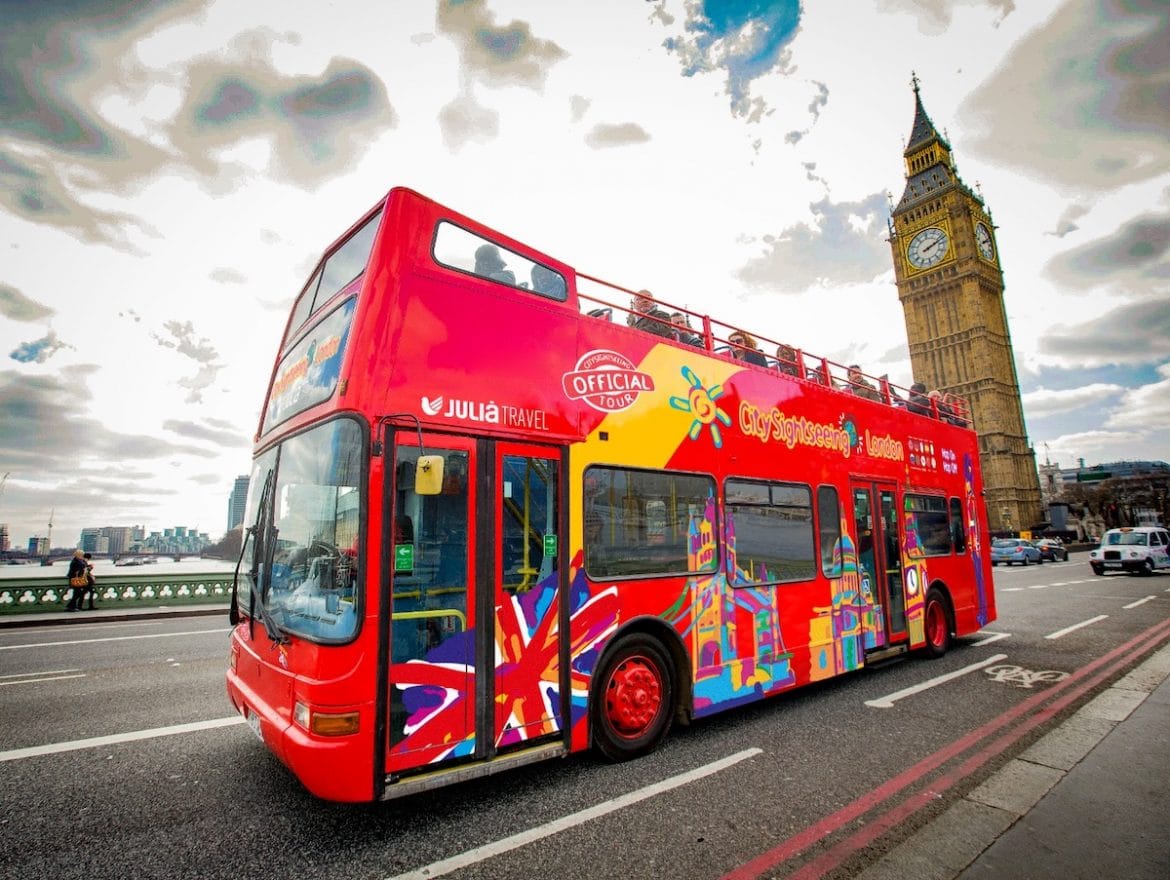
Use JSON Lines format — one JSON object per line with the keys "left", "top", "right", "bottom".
{"left": 669, "top": 366, "right": 732, "bottom": 448}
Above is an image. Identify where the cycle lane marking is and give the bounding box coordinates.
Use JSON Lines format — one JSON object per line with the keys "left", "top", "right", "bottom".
{"left": 1123, "top": 596, "right": 1156, "bottom": 609}
{"left": 723, "top": 615, "right": 1170, "bottom": 880}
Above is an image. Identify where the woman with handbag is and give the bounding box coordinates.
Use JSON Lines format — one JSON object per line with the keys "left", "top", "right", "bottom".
{"left": 65, "top": 549, "right": 88, "bottom": 611}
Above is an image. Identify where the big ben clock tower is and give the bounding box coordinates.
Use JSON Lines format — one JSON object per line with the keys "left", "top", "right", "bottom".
{"left": 889, "top": 76, "right": 1043, "bottom": 534}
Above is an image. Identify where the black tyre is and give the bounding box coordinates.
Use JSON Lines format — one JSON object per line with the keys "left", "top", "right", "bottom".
{"left": 592, "top": 633, "right": 675, "bottom": 762}
{"left": 922, "top": 588, "right": 952, "bottom": 659}
{"left": 1139, "top": 558, "right": 1155, "bottom": 577}
{"left": 1022, "top": 556, "right": 1029, "bottom": 566}
{"left": 1091, "top": 563, "right": 1105, "bottom": 576}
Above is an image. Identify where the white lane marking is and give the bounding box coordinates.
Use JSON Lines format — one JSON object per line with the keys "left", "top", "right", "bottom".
{"left": 385, "top": 748, "right": 764, "bottom": 880}
{"left": 1028, "top": 585, "right": 1049, "bottom": 590}
{"left": 0, "top": 716, "right": 246, "bottom": 762}
{"left": 1001, "top": 587, "right": 1024, "bottom": 592}
{"left": 0, "top": 668, "right": 81, "bottom": 679}
{"left": 865, "top": 653, "right": 1008, "bottom": 709}
{"left": 1050, "top": 582, "right": 1068, "bottom": 587}
{"left": 1046, "top": 615, "right": 1109, "bottom": 640}
{"left": 0, "top": 674, "right": 86, "bottom": 687}
{"left": 1123, "top": 596, "right": 1157, "bottom": 609}
{"left": 970, "top": 631, "right": 1011, "bottom": 647}
{"left": 0, "top": 629, "right": 227, "bottom": 651}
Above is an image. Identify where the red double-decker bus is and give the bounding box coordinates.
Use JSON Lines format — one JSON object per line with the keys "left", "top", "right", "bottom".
{"left": 226, "top": 187, "right": 995, "bottom": 802}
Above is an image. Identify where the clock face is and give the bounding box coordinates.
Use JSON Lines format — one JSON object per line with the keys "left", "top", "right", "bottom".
{"left": 907, "top": 226, "right": 949, "bottom": 269}
{"left": 975, "top": 222, "right": 995, "bottom": 260}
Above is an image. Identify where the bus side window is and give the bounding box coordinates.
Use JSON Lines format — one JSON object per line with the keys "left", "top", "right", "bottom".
{"left": 949, "top": 497, "right": 966, "bottom": 554}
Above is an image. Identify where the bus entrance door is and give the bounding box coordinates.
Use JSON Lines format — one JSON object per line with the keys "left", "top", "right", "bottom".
{"left": 387, "top": 438, "right": 477, "bottom": 771}
{"left": 493, "top": 444, "right": 563, "bottom": 751}
{"left": 852, "top": 483, "right": 908, "bottom": 651}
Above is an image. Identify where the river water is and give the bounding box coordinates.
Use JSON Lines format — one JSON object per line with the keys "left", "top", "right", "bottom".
{"left": 0, "top": 557, "right": 238, "bottom": 581}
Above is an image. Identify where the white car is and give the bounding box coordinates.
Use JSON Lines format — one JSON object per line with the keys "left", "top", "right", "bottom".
{"left": 1088, "top": 526, "right": 1170, "bottom": 576}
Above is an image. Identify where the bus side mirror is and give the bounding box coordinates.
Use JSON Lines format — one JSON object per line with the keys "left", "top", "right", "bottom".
{"left": 415, "top": 455, "right": 445, "bottom": 496}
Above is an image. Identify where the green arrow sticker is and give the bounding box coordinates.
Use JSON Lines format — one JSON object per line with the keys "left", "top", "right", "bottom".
{"left": 394, "top": 544, "right": 414, "bottom": 571}
{"left": 543, "top": 534, "right": 557, "bottom": 557}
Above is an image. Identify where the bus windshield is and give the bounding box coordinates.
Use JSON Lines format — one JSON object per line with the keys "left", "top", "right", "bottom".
{"left": 249, "top": 419, "right": 365, "bottom": 642}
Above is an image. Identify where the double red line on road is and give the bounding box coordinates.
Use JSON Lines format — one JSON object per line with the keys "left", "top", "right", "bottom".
{"left": 723, "top": 615, "right": 1170, "bottom": 880}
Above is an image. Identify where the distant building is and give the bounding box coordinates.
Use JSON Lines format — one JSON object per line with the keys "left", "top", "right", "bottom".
{"left": 0, "top": 523, "right": 8, "bottom": 553}
{"left": 227, "top": 475, "right": 249, "bottom": 532}
{"left": 28, "top": 536, "right": 48, "bottom": 556}
{"left": 78, "top": 526, "right": 139, "bottom": 556}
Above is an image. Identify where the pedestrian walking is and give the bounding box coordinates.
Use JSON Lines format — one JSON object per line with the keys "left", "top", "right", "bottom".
{"left": 65, "top": 549, "right": 87, "bottom": 611}
{"left": 80, "top": 551, "right": 97, "bottom": 610}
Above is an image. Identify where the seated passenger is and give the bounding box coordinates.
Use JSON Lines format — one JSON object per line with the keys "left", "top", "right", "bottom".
{"left": 847, "top": 365, "right": 882, "bottom": 401}
{"left": 939, "top": 391, "right": 968, "bottom": 426}
{"left": 907, "top": 382, "right": 932, "bottom": 416}
{"left": 728, "top": 331, "right": 768, "bottom": 367}
{"left": 627, "top": 290, "right": 675, "bottom": 338}
{"left": 531, "top": 264, "right": 566, "bottom": 298}
{"left": 669, "top": 312, "right": 703, "bottom": 347}
{"left": 474, "top": 243, "right": 515, "bottom": 284}
{"left": 775, "top": 344, "right": 800, "bottom": 377}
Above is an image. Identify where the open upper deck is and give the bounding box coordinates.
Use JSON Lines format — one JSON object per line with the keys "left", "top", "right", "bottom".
{"left": 262, "top": 186, "right": 972, "bottom": 442}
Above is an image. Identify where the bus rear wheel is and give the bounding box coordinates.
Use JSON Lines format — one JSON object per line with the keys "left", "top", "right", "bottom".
{"left": 922, "top": 588, "right": 951, "bottom": 659}
{"left": 592, "top": 634, "right": 675, "bottom": 762}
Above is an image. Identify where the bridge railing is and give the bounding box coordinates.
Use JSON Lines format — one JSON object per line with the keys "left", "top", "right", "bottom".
{"left": 0, "top": 571, "right": 234, "bottom": 615}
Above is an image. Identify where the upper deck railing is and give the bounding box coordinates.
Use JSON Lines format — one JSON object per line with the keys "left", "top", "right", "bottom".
{"left": 574, "top": 272, "right": 971, "bottom": 427}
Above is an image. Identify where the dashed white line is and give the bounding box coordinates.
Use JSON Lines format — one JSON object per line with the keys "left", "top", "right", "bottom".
{"left": 1046, "top": 615, "right": 1109, "bottom": 640}
{"left": 1123, "top": 596, "right": 1157, "bottom": 609}
{"left": 865, "top": 653, "right": 1008, "bottom": 709}
{"left": 1028, "top": 585, "right": 1049, "bottom": 590}
{"left": 970, "top": 631, "right": 1011, "bottom": 647}
{"left": 0, "top": 716, "right": 246, "bottom": 762}
{"left": 384, "top": 748, "right": 763, "bottom": 880}
{"left": 0, "top": 673, "right": 86, "bottom": 686}
{"left": 0, "top": 628, "right": 226, "bottom": 651}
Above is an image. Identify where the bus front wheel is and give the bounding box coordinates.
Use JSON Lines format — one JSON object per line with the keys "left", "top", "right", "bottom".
{"left": 922, "top": 588, "right": 952, "bottom": 659}
{"left": 592, "top": 634, "right": 675, "bottom": 762}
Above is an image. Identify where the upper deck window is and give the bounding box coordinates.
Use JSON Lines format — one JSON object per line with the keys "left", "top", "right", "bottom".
{"left": 432, "top": 221, "right": 567, "bottom": 301}
{"left": 265, "top": 297, "right": 356, "bottom": 432}
{"left": 284, "top": 208, "right": 383, "bottom": 348}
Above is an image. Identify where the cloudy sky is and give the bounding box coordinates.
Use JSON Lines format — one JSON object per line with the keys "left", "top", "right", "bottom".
{"left": 1, "top": 0, "right": 1166, "bottom": 549}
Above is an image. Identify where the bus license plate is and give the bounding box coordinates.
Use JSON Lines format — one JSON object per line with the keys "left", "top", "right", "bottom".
{"left": 246, "top": 708, "right": 263, "bottom": 741}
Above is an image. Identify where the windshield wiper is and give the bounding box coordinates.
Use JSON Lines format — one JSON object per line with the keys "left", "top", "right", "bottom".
{"left": 237, "top": 469, "right": 289, "bottom": 645}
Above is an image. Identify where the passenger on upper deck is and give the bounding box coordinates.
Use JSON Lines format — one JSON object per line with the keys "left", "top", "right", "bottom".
{"left": 669, "top": 312, "right": 703, "bottom": 347}
{"left": 907, "top": 382, "right": 932, "bottom": 416}
{"left": 775, "top": 344, "right": 800, "bottom": 377}
{"left": 531, "top": 264, "right": 566, "bottom": 298}
{"left": 474, "top": 244, "right": 516, "bottom": 284}
{"left": 933, "top": 390, "right": 967, "bottom": 426}
{"left": 729, "top": 331, "right": 768, "bottom": 367}
{"left": 628, "top": 290, "right": 675, "bottom": 338}
{"left": 847, "top": 365, "right": 882, "bottom": 402}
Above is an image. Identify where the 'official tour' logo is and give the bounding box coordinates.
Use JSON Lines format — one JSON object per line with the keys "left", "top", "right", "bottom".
{"left": 562, "top": 349, "right": 655, "bottom": 412}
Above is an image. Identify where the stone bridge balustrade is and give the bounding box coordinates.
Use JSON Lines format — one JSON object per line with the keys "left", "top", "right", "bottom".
{"left": 0, "top": 571, "right": 234, "bottom": 615}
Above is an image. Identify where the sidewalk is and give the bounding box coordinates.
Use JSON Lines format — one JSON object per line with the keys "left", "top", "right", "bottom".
{"left": 858, "top": 643, "right": 1170, "bottom": 880}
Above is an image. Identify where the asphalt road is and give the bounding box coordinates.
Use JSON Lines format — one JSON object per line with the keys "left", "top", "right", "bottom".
{"left": 1, "top": 557, "right": 1166, "bottom": 880}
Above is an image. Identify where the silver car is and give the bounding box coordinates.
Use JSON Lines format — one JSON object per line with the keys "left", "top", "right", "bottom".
{"left": 990, "top": 538, "right": 1041, "bottom": 566}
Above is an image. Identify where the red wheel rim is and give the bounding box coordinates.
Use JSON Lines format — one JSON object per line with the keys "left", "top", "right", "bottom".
{"left": 926, "top": 600, "right": 946, "bottom": 647}
{"left": 604, "top": 655, "right": 663, "bottom": 738}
